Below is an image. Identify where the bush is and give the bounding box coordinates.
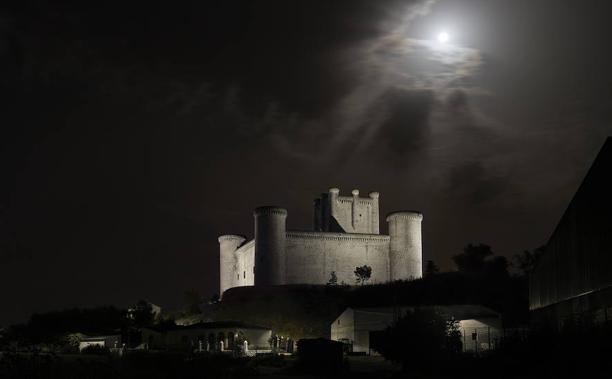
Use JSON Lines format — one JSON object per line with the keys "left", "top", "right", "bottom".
{"left": 374, "top": 308, "right": 462, "bottom": 372}
{"left": 81, "top": 345, "right": 110, "bottom": 355}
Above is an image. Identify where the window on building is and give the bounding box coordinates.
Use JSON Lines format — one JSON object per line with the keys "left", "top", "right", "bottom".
{"left": 243, "top": 271, "right": 245, "bottom": 279}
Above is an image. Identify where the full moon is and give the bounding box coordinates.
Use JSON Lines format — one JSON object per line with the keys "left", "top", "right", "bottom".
{"left": 437, "top": 31, "right": 450, "bottom": 43}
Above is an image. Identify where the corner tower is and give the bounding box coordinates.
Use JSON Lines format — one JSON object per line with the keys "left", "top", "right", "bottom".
{"left": 386, "top": 211, "right": 423, "bottom": 281}
{"left": 218, "top": 235, "right": 246, "bottom": 297}
{"left": 254, "top": 206, "right": 287, "bottom": 286}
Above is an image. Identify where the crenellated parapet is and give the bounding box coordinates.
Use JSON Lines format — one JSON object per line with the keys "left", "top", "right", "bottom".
{"left": 218, "top": 234, "right": 247, "bottom": 244}
{"left": 253, "top": 206, "right": 288, "bottom": 216}
{"left": 286, "top": 231, "right": 390, "bottom": 243}
{"left": 386, "top": 211, "right": 424, "bottom": 222}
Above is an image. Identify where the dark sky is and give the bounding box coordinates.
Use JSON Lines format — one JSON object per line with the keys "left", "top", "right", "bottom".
{"left": 2, "top": 0, "right": 612, "bottom": 325}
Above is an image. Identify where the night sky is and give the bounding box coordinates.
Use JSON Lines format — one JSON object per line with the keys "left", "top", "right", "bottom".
{"left": 2, "top": 0, "right": 612, "bottom": 326}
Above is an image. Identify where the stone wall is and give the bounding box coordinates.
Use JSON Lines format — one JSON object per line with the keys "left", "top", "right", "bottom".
{"left": 218, "top": 235, "right": 247, "bottom": 297}
{"left": 314, "top": 188, "right": 380, "bottom": 234}
{"left": 285, "top": 231, "right": 390, "bottom": 285}
{"left": 234, "top": 240, "right": 255, "bottom": 288}
{"left": 223, "top": 232, "right": 391, "bottom": 294}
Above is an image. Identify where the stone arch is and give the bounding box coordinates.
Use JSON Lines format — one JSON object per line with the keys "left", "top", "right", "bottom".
{"left": 207, "top": 333, "right": 215, "bottom": 351}
{"left": 227, "top": 331, "right": 235, "bottom": 350}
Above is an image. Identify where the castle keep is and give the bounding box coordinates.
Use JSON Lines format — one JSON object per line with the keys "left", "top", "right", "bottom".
{"left": 219, "top": 188, "right": 423, "bottom": 296}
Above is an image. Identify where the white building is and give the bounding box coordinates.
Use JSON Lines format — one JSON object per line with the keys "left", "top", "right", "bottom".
{"left": 219, "top": 188, "right": 423, "bottom": 296}
{"left": 331, "top": 305, "right": 502, "bottom": 354}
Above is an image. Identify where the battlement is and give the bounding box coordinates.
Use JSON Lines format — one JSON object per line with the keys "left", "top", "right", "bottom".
{"left": 386, "top": 211, "right": 423, "bottom": 222}
{"left": 286, "top": 230, "right": 390, "bottom": 243}
{"left": 218, "top": 234, "right": 246, "bottom": 244}
{"left": 253, "top": 206, "right": 288, "bottom": 216}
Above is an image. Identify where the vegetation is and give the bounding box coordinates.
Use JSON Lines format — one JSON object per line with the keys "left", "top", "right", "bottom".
{"left": 129, "top": 300, "right": 155, "bottom": 328}
{"left": 354, "top": 265, "right": 372, "bottom": 285}
{"left": 216, "top": 262, "right": 528, "bottom": 342}
{"left": 80, "top": 344, "right": 110, "bottom": 355}
{"left": 512, "top": 246, "right": 545, "bottom": 276}
{"left": 424, "top": 260, "right": 440, "bottom": 277}
{"left": 183, "top": 289, "right": 204, "bottom": 315}
{"left": 452, "top": 243, "right": 508, "bottom": 276}
{"left": 375, "top": 308, "right": 462, "bottom": 371}
{"left": 208, "top": 293, "right": 220, "bottom": 304}
{"left": 6, "top": 306, "right": 127, "bottom": 346}
{"left": 327, "top": 271, "right": 338, "bottom": 285}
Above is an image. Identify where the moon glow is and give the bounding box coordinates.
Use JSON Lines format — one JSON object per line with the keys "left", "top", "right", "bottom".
{"left": 437, "top": 31, "right": 450, "bottom": 43}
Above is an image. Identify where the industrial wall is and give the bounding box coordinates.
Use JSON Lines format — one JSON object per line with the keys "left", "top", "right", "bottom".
{"left": 285, "top": 231, "right": 391, "bottom": 285}
{"left": 530, "top": 138, "right": 612, "bottom": 322}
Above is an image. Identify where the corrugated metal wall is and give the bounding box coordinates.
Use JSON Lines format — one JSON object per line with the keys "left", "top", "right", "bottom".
{"left": 530, "top": 138, "right": 612, "bottom": 312}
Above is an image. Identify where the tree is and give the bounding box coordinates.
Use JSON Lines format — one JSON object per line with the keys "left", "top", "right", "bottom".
{"left": 375, "top": 308, "right": 462, "bottom": 372}
{"left": 130, "top": 300, "right": 154, "bottom": 327}
{"left": 183, "top": 289, "right": 203, "bottom": 315}
{"left": 425, "top": 260, "right": 440, "bottom": 277}
{"left": 452, "top": 243, "right": 508, "bottom": 276}
{"left": 512, "top": 246, "right": 545, "bottom": 276}
{"left": 209, "top": 293, "right": 220, "bottom": 304}
{"left": 327, "top": 271, "right": 338, "bottom": 286}
{"left": 354, "top": 265, "right": 372, "bottom": 285}
{"left": 452, "top": 243, "right": 493, "bottom": 273}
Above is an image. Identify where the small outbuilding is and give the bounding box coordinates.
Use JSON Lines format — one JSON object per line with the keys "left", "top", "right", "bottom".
{"left": 331, "top": 305, "right": 502, "bottom": 354}
{"left": 141, "top": 321, "right": 272, "bottom": 354}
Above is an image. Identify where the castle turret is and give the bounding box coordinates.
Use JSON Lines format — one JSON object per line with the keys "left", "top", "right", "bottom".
{"left": 386, "top": 211, "right": 423, "bottom": 281}
{"left": 254, "top": 206, "right": 287, "bottom": 286}
{"left": 218, "top": 234, "right": 246, "bottom": 297}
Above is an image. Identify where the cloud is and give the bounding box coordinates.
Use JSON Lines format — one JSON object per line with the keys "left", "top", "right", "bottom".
{"left": 446, "top": 161, "right": 508, "bottom": 205}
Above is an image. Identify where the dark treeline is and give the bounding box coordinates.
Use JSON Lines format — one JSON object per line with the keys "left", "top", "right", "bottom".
{"left": 8, "top": 307, "right": 126, "bottom": 344}
{"left": 3, "top": 301, "right": 159, "bottom": 347}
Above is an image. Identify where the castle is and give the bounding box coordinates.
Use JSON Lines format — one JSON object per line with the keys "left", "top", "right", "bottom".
{"left": 218, "top": 188, "right": 423, "bottom": 296}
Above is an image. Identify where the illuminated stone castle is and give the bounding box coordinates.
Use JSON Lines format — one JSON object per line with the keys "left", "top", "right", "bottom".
{"left": 218, "top": 188, "right": 423, "bottom": 296}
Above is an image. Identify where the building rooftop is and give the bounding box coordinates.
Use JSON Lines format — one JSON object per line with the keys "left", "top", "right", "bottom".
{"left": 143, "top": 321, "right": 271, "bottom": 333}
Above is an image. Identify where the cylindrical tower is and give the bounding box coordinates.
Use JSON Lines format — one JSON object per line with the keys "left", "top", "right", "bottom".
{"left": 386, "top": 211, "right": 423, "bottom": 281}
{"left": 254, "top": 206, "right": 287, "bottom": 286}
{"left": 218, "top": 234, "right": 246, "bottom": 297}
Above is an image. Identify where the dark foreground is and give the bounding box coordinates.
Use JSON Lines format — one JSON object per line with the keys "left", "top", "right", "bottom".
{"left": 1, "top": 344, "right": 612, "bottom": 379}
